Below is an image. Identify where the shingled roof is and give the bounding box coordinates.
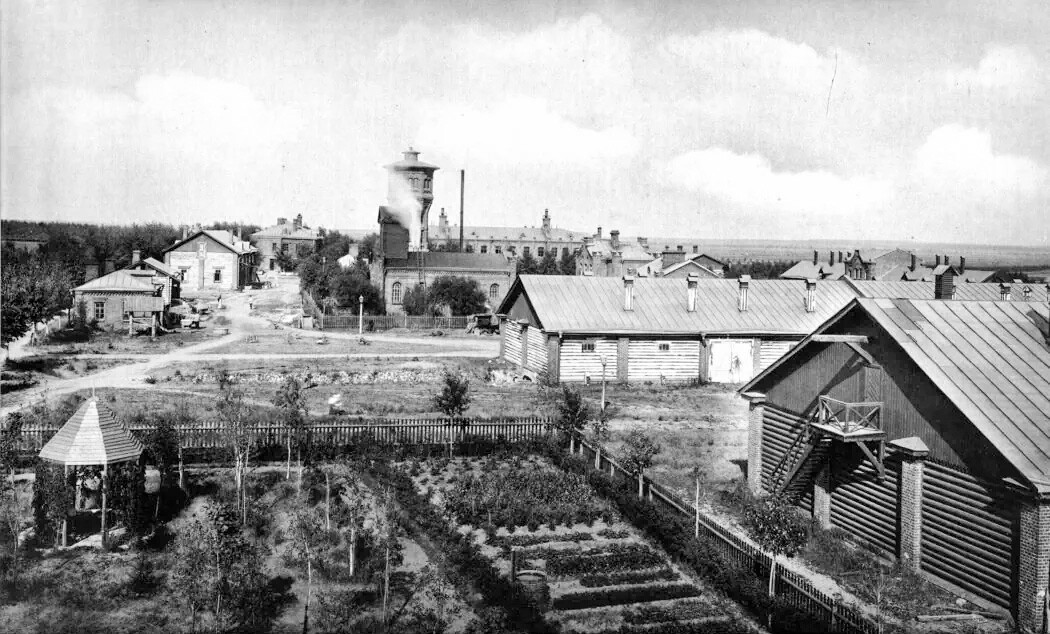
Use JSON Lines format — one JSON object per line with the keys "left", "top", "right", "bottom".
{"left": 498, "top": 275, "right": 857, "bottom": 335}
{"left": 39, "top": 398, "right": 144, "bottom": 466}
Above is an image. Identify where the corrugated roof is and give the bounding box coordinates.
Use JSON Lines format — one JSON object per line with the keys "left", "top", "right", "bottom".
{"left": 850, "top": 280, "right": 1049, "bottom": 303}
{"left": 75, "top": 270, "right": 156, "bottom": 293}
{"left": 384, "top": 252, "right": 514, "bottom": 271}
{"left": 39, "top": 398, "right": 144, "bottom": 466}
{"left": 862, "top": 298, "right": 1050, "bottom": 490}
{"left": 503, "top": 275, "right": 856, "bottom": 335}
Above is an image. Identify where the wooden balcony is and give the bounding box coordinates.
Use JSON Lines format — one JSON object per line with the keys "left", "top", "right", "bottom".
{"left": 810, "top": 395, "right": 884, "bottom": 441}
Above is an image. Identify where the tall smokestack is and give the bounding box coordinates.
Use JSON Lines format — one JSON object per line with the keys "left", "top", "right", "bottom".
{"left": 459, "top": 170, "right": 465, "bottom": 252}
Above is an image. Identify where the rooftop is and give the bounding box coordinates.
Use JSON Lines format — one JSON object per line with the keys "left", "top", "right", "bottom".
{"left": 39, "top": 398, "right": 144, "bottom": 466}
{"left": 75, "top": 270, "right": 156, "bottom": 293}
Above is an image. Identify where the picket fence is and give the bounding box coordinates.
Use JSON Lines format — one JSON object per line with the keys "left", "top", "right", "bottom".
{"left": 15, "top": 416, "right": 552, "bottom": 454}
{"left": 301, "top": 290, "right": 469, "bottom": 331}
{"left": 574, "top": 437, "right": 881, "bottom": 634}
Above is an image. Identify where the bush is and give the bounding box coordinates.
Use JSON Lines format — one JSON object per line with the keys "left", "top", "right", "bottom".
{"left": 534, "top": 542, "right": 664, "bottom": 577}
{"left": 551, "top": 582, "right": 700, "bottom": 610}
{"left": 578, "top": 566, "right": 677, "bottom": 587}
{"left": 624, "top": 598, "right": 726, "bottom": 624}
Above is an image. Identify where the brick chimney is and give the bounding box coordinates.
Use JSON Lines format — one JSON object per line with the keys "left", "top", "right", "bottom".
{"left": 182, "top": 226, "right": 188, "bottom": 239}
{"left": 738, "top": 275, "right": 751, "bottom": 312}
{"left": 1022, "top": 285, "right": 1032, "bottom": 300}
{"left": 805, "top": 278, "right": 816, "bottom": 312}
{"left": 935, "top": 255, "right": 941, "bottom": 266}
{"left": 959, "top": 256, "right": 966, "bottom": 273}
{"left": 132, "top": 250, "right": 141, "bottom": 265}
{"left": 294, "top": 214, "right": 303, "bottom": 230}
{"left": 662, "top": 249, "right": 685, "bottom": 267}
{"left": 813, "top": 250, "right": 819, "bottom": 265}
{"left": 610, "top": 251, "right": 623, "bottom": 276}
{"left": 610, "top": 230, "right": 620, "bottom": 250}
{"left": 1000, "top": 282, "right": 1011, "bottom": 301}
{"left": 910, "top": 253, "right": 917, "bottom": 271}
{"left": 838, "top": 251, "right": 843, "bottom": 264}
{"left": 828, "top": 251, "right": 834, "bottom": 266}
{"left": 622, "top": 275, "right": 634, "bottom": 311}
{"left": 439, "top": 208, "right": 448, "bottom": 231}
{"left": 935, "top": 267, "right": 956, "bottom": 300}
{"left": 687, "top": 273, "right": 698, "bottom": 312}
{"left": 596, "top": 226, "right": 602, "bottom": 240}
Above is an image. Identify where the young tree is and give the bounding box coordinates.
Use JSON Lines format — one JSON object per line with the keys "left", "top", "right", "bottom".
{"left": 743, "top": 495, "right": 808, "bottom": 602}
{"left": 621, "top": 429, "right": 661, "bottom": 498}
{"left": 589, "top": 411, "right": 610, "bottom": 470}
{"left": 558, "top": 248, "right": 577, "bottom": 276}
{"left": 216, "top": 370, "right": 252, "bottom": 524}
{"left": 556, "top": 386, "right": 591, "bottom": 454}
{"left": 373, "top": 488, "right": 405, "bottom": 628}
{"left": 433, "top": 370, "right": 471, "bottom": 417}
{"left": 289, "top": 507, "right": 326, "bottom": 634}
{"left": 272, "top": 375, "right": 308, "bottom": 483}
{"left": 333, "top": 469, "right": 373, "bottom": 579}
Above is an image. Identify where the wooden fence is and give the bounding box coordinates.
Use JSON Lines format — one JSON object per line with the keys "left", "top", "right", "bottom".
{"left": 301, "top": 290, "right": 469, "bottom": 331}
{"left": 15, "top": 416, "right": 552, "bottom": 454}
{"left": 574, "top": 437, "right": 881, "bottom": 634}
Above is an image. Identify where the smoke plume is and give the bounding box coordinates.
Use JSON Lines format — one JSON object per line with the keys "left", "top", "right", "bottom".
{"left": 386, "top": 171, "right": 423, "bottom": 250}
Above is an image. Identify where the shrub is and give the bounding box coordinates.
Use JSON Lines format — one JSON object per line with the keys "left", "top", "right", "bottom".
{"left": 433, "top": 369, "right": 471, "bottom": 417}
{"left": 531, "top": 542, "right": 664, "bottom": 577}
{"left": 623, "top": 598, "right": 726, "bottom": 624}
{"left": 552, "top": 582, "right": 700, "bottom": 610}
{"left": 578, "top": 566, "right": 677, "bottom": 587}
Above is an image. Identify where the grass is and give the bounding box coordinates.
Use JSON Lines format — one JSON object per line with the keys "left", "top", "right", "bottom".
{"left": 198, "top": 333, "right": 465, "bottom": 356}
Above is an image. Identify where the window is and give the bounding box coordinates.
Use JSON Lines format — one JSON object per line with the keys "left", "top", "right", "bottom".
{"left": 424, "top": 178, "right": 431, "bottom": 191}
{"left": 562, "top": 248, "right": 569, "bottom": 257}
{"left": 523, "top": 247, "right": 530, "bottom": 257}
{"left": 93, "top": 301, "right": 106, "bottom": 321}
{"left": 269, "top": 259, "right": 275, "bottom": 270}
{"left": 282, "top": 243, "right": 289, "bottom": 254}
{"left": 391, "top": 282, "right": 402, "bottom": 304}
{"left": 480, "top": 245, "right": 488, "bottom": 254}
{"left": 272, "top": 242, "right": 278, "bottom": 252}
{"left": 489, "top": 284, "right": 500, "bottom": 300}
{"left": 582, "top": 342, "right": 596, "bottom": 352}
{"left": 495, "top": 245, "right": 502, "bottom": 254}
{"left": 213, "top": 269, "right": 222, "bottom": 283}
{"left": 693, "top": 245, "right": 698, "bottom": 254}
{"left": 659, "top": 343, "right": 670, "bottom": 351}
{"left": 537, "top": 246, "right": 545, "bottom": 257}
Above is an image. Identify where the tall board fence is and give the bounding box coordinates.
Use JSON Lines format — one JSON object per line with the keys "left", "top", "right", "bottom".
{"left": 574, "top": 437, "right": 881, "bottom": 634}
{"left": 301, "top": 290, "right": 469, "bottom": 331}
{"left": 15, "top": 416, "right": 552, "bottom": 456}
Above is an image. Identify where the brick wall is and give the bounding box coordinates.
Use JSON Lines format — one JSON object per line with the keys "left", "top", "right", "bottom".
{"left": 745, "top": 395, "right": 765, "bottom": 495}
{"left": 1018, "top": 499, "right": 1049, "bottom": 633}
{"left": 898, "top": 458, "right": 924, "bottom": 571}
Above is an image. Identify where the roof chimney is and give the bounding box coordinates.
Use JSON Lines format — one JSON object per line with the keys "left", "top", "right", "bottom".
{"left": 622, "top": 275, "right": 634, "bottom": 311}
{"left": 687, "top": 273, "right": 698, "bottom": 312}
{"left": 959, "top": 256, "right": 966, "bottom": 273}
{"left": 597, "top": 226, "right": 602, "bottom": 239}
{"left": 935, "top": 254, "right": 941, "bottom": 266}
{"left": 943, "top": 254, "right": 949, "bottom": 267}
{"left": 132, "top": 249, "right": 141, "bottom": 265}
{"left": 610, "top": 230, "right": 620, "bottom": 250}
{"left": 738, "top": 275, "right": 751, "bottom": 312}
{"left": 1022, "top": 285, "right": 1032, "bottom": 300}
{"left": 805, "top": 278, "right": 817, "bottom": 312}
{"left": 838, "top": 251, "right": 843, "bottom": 264}
{"left": 828, "top": 250, "right": 834, "bottom": 266}
{"left": 182, "top": 226, "right": 188, "bottom": 239}
{"left": 813, "top": 250, "right": 819, "bottom": 265}
{"left": 1000, "top": 282, "right": 1011, "bottom": 301}
{"left": 662, "top": 249, "right": 685, "bottom": 267}
{"left": 935, "top": 267, "right": 956, "bottom": 300}
{"left": 910, "top": 253, "right": 917, "bottom": 271}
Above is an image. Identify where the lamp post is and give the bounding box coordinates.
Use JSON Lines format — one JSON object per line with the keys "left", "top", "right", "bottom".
{"left": 358, "top": 294, "right": 364, "bottom": 335}
{"left": 599, "top": 355, "right": 608, "bottom": 417}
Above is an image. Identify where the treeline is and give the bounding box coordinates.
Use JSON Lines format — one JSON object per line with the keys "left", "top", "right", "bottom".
{"left": 724, "top": 259, "right": 795, "bottom": 279}
{"left": 516, "top": 248, "right": 576, "bottom": 276}
{"left": 296, "top": 232, "right": 386, "bottom": 315}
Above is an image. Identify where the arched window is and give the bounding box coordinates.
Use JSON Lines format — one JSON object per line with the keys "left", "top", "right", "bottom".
{"left": 392, "top": 282, "right": 403, "bottom": 304}
{"left": 489, "top": 283, "right": 500, "bottom": 301}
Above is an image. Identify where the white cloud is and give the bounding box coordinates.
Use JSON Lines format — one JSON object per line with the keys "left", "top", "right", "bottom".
{"left": 416, "top": 98, "right": 637, "bottom": 166}
{"left": 915, "top": 124, "right": 1046, "bottom": 199}
{"left": 655, "top": 148, "right": 891, "bottom": 216}
{"left": 945, "top": 45, "right": 1042, "bottom": 95}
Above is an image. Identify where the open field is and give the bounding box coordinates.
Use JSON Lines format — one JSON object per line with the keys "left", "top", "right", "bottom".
{"left": 197, "top": 331, "right": 482, "bottom": 356}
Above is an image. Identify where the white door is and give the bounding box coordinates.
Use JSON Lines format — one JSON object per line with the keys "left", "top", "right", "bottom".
{"left": 708, "top": 340, "right": 754, "bottom": 383}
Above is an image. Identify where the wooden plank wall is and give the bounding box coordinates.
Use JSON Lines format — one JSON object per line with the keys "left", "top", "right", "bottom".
{"left": 559, "top": 337, "right": 617, "bottom": 382}
{"left": 921, "top": 459, "right": 1017, "bottom": 609}
{"left": 626, "top": 339, "right": 700, "bottom": 382}
{"left": 504, "top": 321, "right": 524, "bottom": 366}
{"left": 758, "top": 340, "right": 793, "bottom": 372}
{"left": 525, "top": 326, "right": 548, "bottom": 373}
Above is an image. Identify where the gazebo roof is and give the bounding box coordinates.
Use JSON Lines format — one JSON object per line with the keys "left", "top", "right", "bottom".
{"left": 39, "top": 398, "right": 144, "bottom": 466}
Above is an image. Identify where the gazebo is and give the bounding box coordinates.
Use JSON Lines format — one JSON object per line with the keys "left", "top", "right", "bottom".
{"left": 39, "top": 397, "right": 144, "bottom": 547}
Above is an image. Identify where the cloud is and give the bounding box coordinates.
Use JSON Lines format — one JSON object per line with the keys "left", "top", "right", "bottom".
{"left": 655, "top": 148, "right": 891, "bottom": 216}
{"left": 945, "top": 45, "right": 1042, "bottom": 96}
{"left": 914, "top": 124, "right": 1047, "bottom": 199}
{"left": 416, "top": 98, "right": 637, "bottom": 166}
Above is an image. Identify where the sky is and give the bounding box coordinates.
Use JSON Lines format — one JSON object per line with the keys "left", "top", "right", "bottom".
{"left": 2, "top": 0, "right": 1048, "bottom": 247}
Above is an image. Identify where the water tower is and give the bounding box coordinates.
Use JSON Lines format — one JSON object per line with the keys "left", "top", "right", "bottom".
{"left": 385, "top": 147, "right": 438, "bottom": 251}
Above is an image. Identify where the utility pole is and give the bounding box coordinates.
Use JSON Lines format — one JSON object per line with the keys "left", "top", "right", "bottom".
{"left": 459, "top": 169, "right": 465, "bottom": 252}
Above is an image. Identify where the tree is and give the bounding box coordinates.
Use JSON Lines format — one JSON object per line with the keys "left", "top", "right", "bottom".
{"left": 743, "top": 495, "right": 808, "bottom": 605}
{"left": 426, "top": 275, "right": 486, "bottom": 316}
{"left": 433, "top": 369, "right": 471, "bottom": 418}
{"left": 558, "top": 248, "right": 577, "bottom": 276}
{"left": 621, "top": 429, "right": 661, "bottom": 498}
{"left": 330, "top": 270, "right": 384, "bottom": 314}
{"left": 289, "top": 507, "right": 326, "bottom": 634}
{"left": 516, "top": 251, "right": 538, "bottom": 275}
{"left": 556, "top": 386, "right": 590, "bottom": 454}
{"left": 536, "top": 250, "right": 559, "bottom": 275}
{"left": 589, "top": 411, "right": 610, "bottom": 470}
{"left": 273, "top": 376, "right": 308, "bottom": 484}
{"left": 216, "top": 370, "right": 252, "bottom": 525}
{"left": 358, "top": 233, "right": 380, "bottom": 262}
{"left": 332, "top": 468, "right": 373, "bottom": 579}
{"left": 401, "top": 284, "right": 431, "bottom": 316}
{"left": 0, "top": 258, "right": 72, "bottom": 345}
{"left": 142, "top": 415, "right": 181, "bottom": 487}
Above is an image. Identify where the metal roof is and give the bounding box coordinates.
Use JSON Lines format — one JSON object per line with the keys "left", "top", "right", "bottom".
{"left": 75, "top": 270, "right": 156, "bottom": 293}
{"left": 501, "top": 275, "right": 857, "bottom": 335}
{"left": 582, "top": 239, "right": 652, "bottom": 262}
{"left": 850, "top": 280, "right": 1049, "bottom": 303}
{"left": 431, "top": 224, "right": 582, "bottom": 243}
{"left": 251, "top": 224, "right": 320, "bottom": 240}
{"left": 384, "top": 252, "right": 515, "bottom": 271}
{"left": 862, "top": 298, "right": 1050, "bottom": 491}
{"left": 39, "top": 398, "right": 144, "bottom": 466}
{"left": 163, "top": 229, "right": 256, "bottom": 256}
{"left": 780, "top": 261, "right": 845, "bottom": 280}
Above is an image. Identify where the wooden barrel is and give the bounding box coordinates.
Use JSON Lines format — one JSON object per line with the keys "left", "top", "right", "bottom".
{"left": 515, "top": 570, "right": 549, "bottom": 609}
